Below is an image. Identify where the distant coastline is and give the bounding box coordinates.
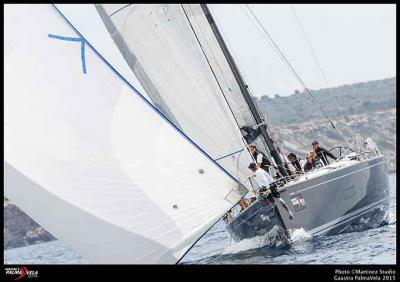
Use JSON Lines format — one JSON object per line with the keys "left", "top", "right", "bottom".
{"left": 3, "top": 77, "right": 397, "bottom": 250}
{"left": 258, "top": 77, "right": 396, "bottom": 172}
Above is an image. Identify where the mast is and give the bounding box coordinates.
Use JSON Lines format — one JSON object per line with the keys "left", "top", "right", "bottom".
{"left": 200, "top": 4, "right": 288, "bottom": 177}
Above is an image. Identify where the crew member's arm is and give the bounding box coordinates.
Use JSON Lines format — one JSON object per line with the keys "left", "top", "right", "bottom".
{"left": 322, "top": 148, "right": 337, "bottom": 160}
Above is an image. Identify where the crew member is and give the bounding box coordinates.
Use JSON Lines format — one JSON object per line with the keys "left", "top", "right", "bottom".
{"left": 248, "top": 144, "right": 275, "bottom": 175}
{"left": 287, "top": 153, "right": 303, "bottom": 173}
{"left": 248, "top": 162, "right": 294, "bottom": 219}
{"left": 312, "top": 141, "right": 337, "bottom": 165}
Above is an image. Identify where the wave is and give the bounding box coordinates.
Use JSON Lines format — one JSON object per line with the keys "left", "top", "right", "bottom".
{"left": 222, "top": 225, "right": 290, "bottom": 255}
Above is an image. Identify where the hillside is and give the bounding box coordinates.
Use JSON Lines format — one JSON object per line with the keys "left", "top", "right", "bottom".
{"left": 270, "top": 108, "right": 396, "bottom": 172}
{"left": 258, "top": 77, "right": 395, "bottom": 126}
{"left": 4, "top": 198, "right": 55, "bottom": 250}
{"left": 3, "top": 77, "right": 396, "bottom": 250}
{"left": 257, "top": 77, "right": 396, "bottom": 171}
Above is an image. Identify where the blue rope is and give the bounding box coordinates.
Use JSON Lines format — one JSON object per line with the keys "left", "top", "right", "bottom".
{"left": 50, "top": 4, "right": 242, "bottom": 185}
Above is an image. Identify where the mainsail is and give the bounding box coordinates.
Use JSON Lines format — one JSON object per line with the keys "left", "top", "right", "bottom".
{"left": 184, "top": 4, "right": 286, "bottom": 172}
{"left": 96, "top": 4, "right": 256, "bottom": 185}
{"left": 181, "top": 4, "right": 260, "bottom": 134}
{"left": 4, "top": 4, "right": 247, "bottom": 264}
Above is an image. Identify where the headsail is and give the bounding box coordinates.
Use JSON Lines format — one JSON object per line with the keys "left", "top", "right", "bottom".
{"left": 4, "top": 4, "right": 245, "bottom": 264}
{"left": 182, "top": 4, "right": 280, "bottom": 159}
{"left": 96, "top": 4, "right": 255, "bottom": 185}
{"left": 181, "top": 4, "right": 257, "bottom": 131}
{"left": 183, "top": 4, "right": 286, "bottom": 174}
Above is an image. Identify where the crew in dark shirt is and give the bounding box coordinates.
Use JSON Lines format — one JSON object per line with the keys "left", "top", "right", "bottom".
{"left": 287, "top": 153, "right": 302, "bottom": 173}
{"left": 312, "top": 141, "right": 337, "bottom": 165}
{"left": 240, "top": 126, "right": 261, "bottom": 144}
{"left": 248, "top": 144, "right": 273, "bottom": 172}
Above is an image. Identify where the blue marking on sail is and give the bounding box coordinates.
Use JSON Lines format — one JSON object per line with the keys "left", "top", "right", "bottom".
{"left": 48, "top": 34, "right": 87, "bottom": 74}
{"left": 50, "top": 4, "right": 244, "bottom": 186}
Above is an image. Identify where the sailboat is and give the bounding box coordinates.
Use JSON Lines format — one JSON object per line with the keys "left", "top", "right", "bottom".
{"left": 4, "top": 4, "right": 389, "bottom": 264}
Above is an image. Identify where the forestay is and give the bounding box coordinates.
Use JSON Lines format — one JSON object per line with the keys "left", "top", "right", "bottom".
{"left": 181, "top": 4, "right": 256, "bottom": 130}
{"left": 181, "top": 4, "right": 274, "bottom": 156}
{"left": 4, "top": 4, "right": 245, "bottom": 264}
{"left": 96, "top": 4, "right": 255, "bottom": 185}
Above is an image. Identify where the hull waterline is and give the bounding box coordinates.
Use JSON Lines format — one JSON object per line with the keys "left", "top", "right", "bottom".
{"left": 227, "top": 156, "right": 390, "bottom": 241}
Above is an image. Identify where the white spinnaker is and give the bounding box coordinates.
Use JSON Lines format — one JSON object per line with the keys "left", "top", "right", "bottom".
{"left": 4, "top": 4, "right": 243, "bottom": 264}
{"left": 98, "top": 4, "right": 254, "bottom": 185}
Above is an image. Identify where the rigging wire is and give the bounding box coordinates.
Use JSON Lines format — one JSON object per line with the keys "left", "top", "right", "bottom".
{"left": 290, "top": 5, "right": 358, "bottom": 145}
{"left": 181, "top": 5, "right": 244, "bottom": 136}
{"left": 243, "top": 4, "right": 338, "bottom": 131}
{"left": 204, "top": 6, "right": 262, "bottom": 130}
{"left": 237, "top": 5, "right": 325, "bottom": 151}
{"left": 208, "top": 6, "right": 281, "bottom": 162}
{"left": 181, "top": 5, "right": 251, "bottom": 184}
{"left": 186, "top": 5, "right": 253, "bottom": 130}
{"left": 207, "top": 6, "right": 264, "bottom": 125}
{"left": 290, "top": 5, "right": 347, "bottom": 123}
{"left": 109, "top": 4, "right": 133, "bottom": 17}
{"left": 186, "top": 5, "right": 277, "bottom": 168}
{"left": 234, "top": 8, "right": 299, "bottom": 154}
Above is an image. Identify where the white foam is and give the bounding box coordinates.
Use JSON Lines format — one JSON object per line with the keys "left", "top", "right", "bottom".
{"left": 289, "top": 228, "right": 312, "bottom": 243}
{"left": 222, "top": 226, "right": 288, "bottom": 254}
{"left": 386, "top": 211, "right": 396, "bottom": 225}
{"left": 222, "top": 235, "right": 266, "bottom": 254}
{"left": 286, "top": 228, "right": 312, "bottom": 253}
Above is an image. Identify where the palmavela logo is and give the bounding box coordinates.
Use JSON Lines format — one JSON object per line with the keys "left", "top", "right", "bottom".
{"left": 4, "top": 267, "right": 38, "bottom": 280}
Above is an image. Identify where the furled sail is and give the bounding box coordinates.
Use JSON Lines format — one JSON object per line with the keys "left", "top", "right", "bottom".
{"left": 96, "top": 4, "right": 255, "bottom": 185}
{"left": 4, "top": 4, "right": 245, "bottom": 264}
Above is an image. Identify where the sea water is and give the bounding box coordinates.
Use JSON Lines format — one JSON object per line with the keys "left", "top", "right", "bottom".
{"left": 4, "top": 174, "right": 396, "bottom": 265}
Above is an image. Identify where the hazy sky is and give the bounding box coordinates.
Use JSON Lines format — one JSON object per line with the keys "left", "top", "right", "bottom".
{"left": 58, "top": 4, "right": 395, "bottom": 98}
{"left": 210, "top": 4, "right": 396, "bottom": 97}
